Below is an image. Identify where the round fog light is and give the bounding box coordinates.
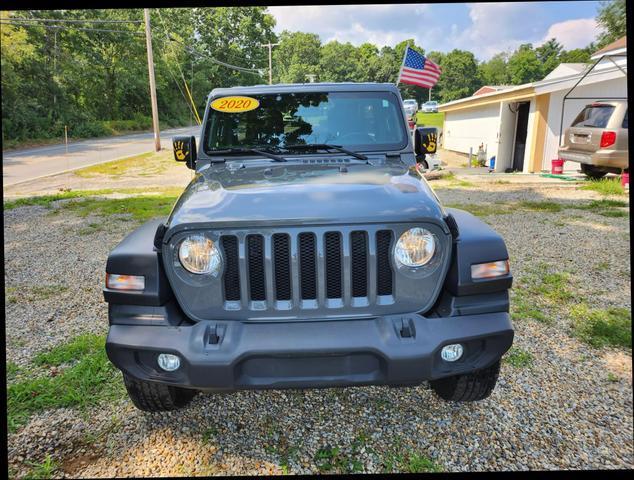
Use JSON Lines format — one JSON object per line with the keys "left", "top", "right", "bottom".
{"left": 157, "top": 353, "right": 181, "bottom": 371}
{"left": 441, "top": 344, "right": 464, "bottom": 362}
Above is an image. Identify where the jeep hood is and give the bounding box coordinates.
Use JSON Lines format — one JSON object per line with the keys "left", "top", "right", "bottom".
{"left": 165, "top": 161, "right": 446, "bottom": 237}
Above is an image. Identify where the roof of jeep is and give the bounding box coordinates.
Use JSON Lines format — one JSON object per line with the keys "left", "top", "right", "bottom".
{"left": 209, "top": 82, "right": 400, "bottom": 98}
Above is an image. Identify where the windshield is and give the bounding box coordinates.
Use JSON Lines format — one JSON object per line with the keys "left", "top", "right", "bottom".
{"left": 203, "top": 91, "right": 408, "bottom": 154}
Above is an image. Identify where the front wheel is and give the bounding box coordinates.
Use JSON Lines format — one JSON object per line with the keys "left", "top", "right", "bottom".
{"left": 123, "top": 373, "right": 197, "bottom": 412}
{"left": 580, "top": 163, "right": 608, "bottom": 179}
{"left": 430, "top": 361, "right": 500, "bottom": 402}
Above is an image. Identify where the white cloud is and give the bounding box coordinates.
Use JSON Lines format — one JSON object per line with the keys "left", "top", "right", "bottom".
{"left": 539, "top": 18, "right": 600, "bottom": 50}
{"left": 266, "top": 3, "right": 600, "bottom": 61}
{"left": 448, "top": 3, "right": 545, "bottom": 59}
{"left": 268, "top": 4, "right": 432, "bottom": 47}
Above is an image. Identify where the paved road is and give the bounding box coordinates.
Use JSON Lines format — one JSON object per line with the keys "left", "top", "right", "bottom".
{"left": 2, "top": 126, "right": 199, "bottom": 187}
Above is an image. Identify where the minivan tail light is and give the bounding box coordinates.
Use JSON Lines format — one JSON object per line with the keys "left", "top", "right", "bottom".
{"left": 600, "top": 131, "right": 616, "bottom": 148}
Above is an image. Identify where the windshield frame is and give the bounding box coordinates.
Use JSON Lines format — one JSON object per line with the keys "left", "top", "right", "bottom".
{"left": 201, "top": 90, "right": 410, "bottom": 158}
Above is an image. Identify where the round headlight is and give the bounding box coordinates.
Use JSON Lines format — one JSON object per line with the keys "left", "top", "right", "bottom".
{"left": 394, "top": 227, "right": 436, "bottom": 267}
{"left": 178, "top": 234, "right": 222, "bottom": 275}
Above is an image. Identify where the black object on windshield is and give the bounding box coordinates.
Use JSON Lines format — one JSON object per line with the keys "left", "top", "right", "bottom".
{"left": 283, "top": 143, "right": 368, "bottom": 161}
{"left": 207, "top": 147, "right": 287, "bottom": 162}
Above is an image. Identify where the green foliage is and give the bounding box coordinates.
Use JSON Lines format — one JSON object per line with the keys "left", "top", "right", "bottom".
{"left": 434, "top": 49, "right": 481, "bottom": 102}
{"left": 34, "top": 333, "right": 104, "bottom": 367}
{"left": 570, "top": 304, "right": 631, "bottom": 348}
{"left": 478, "top": 52, "right": 510, "bottom": 86}
{"left": 24, "top": 455, "right": 59, "bottom": 480}
{"left": 7, "top": 361, "right": 20, "bottom": 382}
{"left": 518, "top": 201, "right": 563, "bottom": 213}
{"left": 595, "top": 0, "right": 626, "bottom": 49}
{"left": 504, "top": 347, "right": 534, "bottom": 368}
{"left": 507, "top": 44, "right": 544, "bottom": 84}
{"left": 7, "top": 335, "right": 126, "bottom": 432}
{"left": 61, "top": 195, "right": 178, "bottom": 221}
{"left": 580, "top": 178, "right": 626, "bottom": 196}
{"left": 572, "top": 198, "right": 629, "bottom": 217}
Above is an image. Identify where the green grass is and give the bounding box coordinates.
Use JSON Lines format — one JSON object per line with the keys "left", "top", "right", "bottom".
{"left": 7, "top": 361, "right": 20, "bottom": 382}
{"left": 445, "top": 203, "right": 510, "bottom": 217}
{"left": 4, "top": 191, "right": 98, "bottom": 210}
{"left": 24, "top": 455, "right": 58, "bottom": 480}
{"left": 4, "top": 186, "right": 184, "bottom": 211}
{"left": 504, "top": 347, "right": 534, "bottom": 368}
{"left": 74, "top": 150, "right": 172, "bottom": 178}
{"left": 570, "top": 304, "right": 631, "bottom": 349}
{"left": 382, "top": 445, "right": 441, "bottom": 474}
{"left": 7, "top": 284, "right": 69, "bottom": 304}
{"left": 511, "top": 294, "right": 551, "bottom": 324}
{"left": 60, "top": 195, "right": 178, "bottom": 222}
{"left": 580, "top": 177, "right": 625, "bottom": 196}
{"left": 414, "top": 111, "right": 444, "bottom": 130}
{"left": 404, "top": 453, "right": 442, "bottom": 473}
{"left": 33, "top": 333, "right": 104, "bottom": 367}
{"left": 518, "top": 201, "right": 563, "bottom": 213}
{"left": 314, "top": 446, "right": 349, "bottom": 473}
{"left": 607, "top": 372, "right": 619, "bottom": 382}
{"left": 7, "top": 335, "right": 126, "bottom": 432}
{"left": 572, "top": 199, "right": 629, "bottom": 217}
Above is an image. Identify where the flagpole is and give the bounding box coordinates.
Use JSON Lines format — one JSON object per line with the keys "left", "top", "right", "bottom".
{"left": 395, "top": 41, "right": 411, "bottom": 85}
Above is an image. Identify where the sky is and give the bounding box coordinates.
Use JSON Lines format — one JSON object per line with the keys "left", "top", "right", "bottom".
{"left": 267, "top": 1, "right": 604, "bottom": 60}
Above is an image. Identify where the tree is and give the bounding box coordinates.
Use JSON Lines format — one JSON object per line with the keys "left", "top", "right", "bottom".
{"left": 319, "top": 41, "right": 360, "bottom": 82}
{"left": 478, "top": 52, "right": 510, "bottom": 86}
{"left": 559, "top": 47, "right": 593, "bottom": 64}
{"left": 433, "top": 49, "right": 481, "bottom": 102}
{"left": 595, "top": 0, "right": 626, "bottom": 48}
{"left": 273, "top": 31, "right": 321, "bottom": 83}
{"left": 536, "top": 38, "right": 563, "bottom": 76}
{"left": 507, "top": 44, "right": 543, "bottom": 84}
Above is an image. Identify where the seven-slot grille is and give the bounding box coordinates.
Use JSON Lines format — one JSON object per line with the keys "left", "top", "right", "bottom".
{"left": 220, "top": 229, "right": 394, "bottom": 309}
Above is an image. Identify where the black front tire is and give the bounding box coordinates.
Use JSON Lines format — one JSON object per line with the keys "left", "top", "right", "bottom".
{"left": 581, "top": 163, "right": 608, "bottom": 179}
{"left": 430, "top": 361, "right": 500, "bottom": 402}
{"left": 123, "top": 373, "right": 197, "bottom": 412}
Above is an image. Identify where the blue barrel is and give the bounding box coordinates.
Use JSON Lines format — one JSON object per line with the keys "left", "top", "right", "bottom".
{"left": 489, "top": 156, "right": 496, "bottom": 171}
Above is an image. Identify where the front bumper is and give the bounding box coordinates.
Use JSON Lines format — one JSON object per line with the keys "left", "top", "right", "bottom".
{"left": 106, "top": 310, "right": 514, "bottom": 392}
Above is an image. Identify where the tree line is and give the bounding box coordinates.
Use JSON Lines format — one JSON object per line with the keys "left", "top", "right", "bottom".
{"left": 0, "top": 1, "right": 625, "bottom": 146}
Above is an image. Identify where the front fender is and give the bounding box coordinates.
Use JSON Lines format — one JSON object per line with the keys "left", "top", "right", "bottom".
{"left": 443, "top": 208, "right": 513, "bottom": 296}
{"left": 103, "top": 218, "right": 174, "bottom": 306}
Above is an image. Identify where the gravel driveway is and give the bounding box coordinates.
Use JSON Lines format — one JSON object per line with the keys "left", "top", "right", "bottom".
{"left": 5, "top": 173, "right": 632, "bottom": 476}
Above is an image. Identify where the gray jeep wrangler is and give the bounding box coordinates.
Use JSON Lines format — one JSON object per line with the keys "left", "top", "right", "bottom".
{"left": 104, "top": 83, "right": 514, "bottom": 411}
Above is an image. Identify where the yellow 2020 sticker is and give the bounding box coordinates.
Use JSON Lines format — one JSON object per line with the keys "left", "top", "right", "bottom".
{"left": 210, "top": 96, "right": 260, "bottom": 113}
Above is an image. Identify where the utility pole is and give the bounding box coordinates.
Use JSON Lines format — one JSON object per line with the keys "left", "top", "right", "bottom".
{"left": 144, "top": 8, "right": 161, "bottom": 151}
{"left": 260, "top": 42, "right": 280, "bottom": 85}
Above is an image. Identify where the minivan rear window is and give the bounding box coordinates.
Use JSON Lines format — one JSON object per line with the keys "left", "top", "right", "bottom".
{"left": 571, "top": 105, "right": 615, "bottom": 128}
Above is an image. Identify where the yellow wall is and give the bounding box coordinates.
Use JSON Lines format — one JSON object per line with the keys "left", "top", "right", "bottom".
{"left": 527, "top": 93, "right": 550, "bottom": 173}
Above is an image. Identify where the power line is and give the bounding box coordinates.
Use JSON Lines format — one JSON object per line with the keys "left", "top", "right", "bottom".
{"left": 0, "top": 21, "right": 144, "bottom": 35}
{"left": 156, "top": 9, "right": 201, "bottom": 123}
{"left": 3, "top": 17, "right": 143, "bottom": 24}
{"left": 166, "top": 34, "right": 263, "bottom": 74}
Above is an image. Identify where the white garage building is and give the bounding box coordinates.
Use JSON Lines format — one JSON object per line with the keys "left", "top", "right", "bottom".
{"left": 439, "top": 37, "right": 627, "bottom": 173}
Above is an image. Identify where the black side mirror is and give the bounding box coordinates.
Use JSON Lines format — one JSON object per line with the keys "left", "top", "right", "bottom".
{"left": 172, "top": 136, "right": 197, "bottom": 170}
{"left": 414, "top": 127, "right": 438, "bottom": 156}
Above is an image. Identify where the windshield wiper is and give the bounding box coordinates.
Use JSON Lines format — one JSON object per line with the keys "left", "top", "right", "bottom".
{"left": 207, "top": 147, "right": 287, "bottom": 162}
{"left": 282, "top": 143, "right": 368, "bottom": 161}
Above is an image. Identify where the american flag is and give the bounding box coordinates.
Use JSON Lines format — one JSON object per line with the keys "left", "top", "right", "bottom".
{"left": 398, "top": 46, "right": 441, "bottom": 88}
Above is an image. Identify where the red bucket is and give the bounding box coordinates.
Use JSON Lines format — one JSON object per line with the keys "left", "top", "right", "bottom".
{"left": 551, "top": 158, "right": 564, "bottom": 175}
{"left": 621, "top": 171, "right": 629, "bottom": 189}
